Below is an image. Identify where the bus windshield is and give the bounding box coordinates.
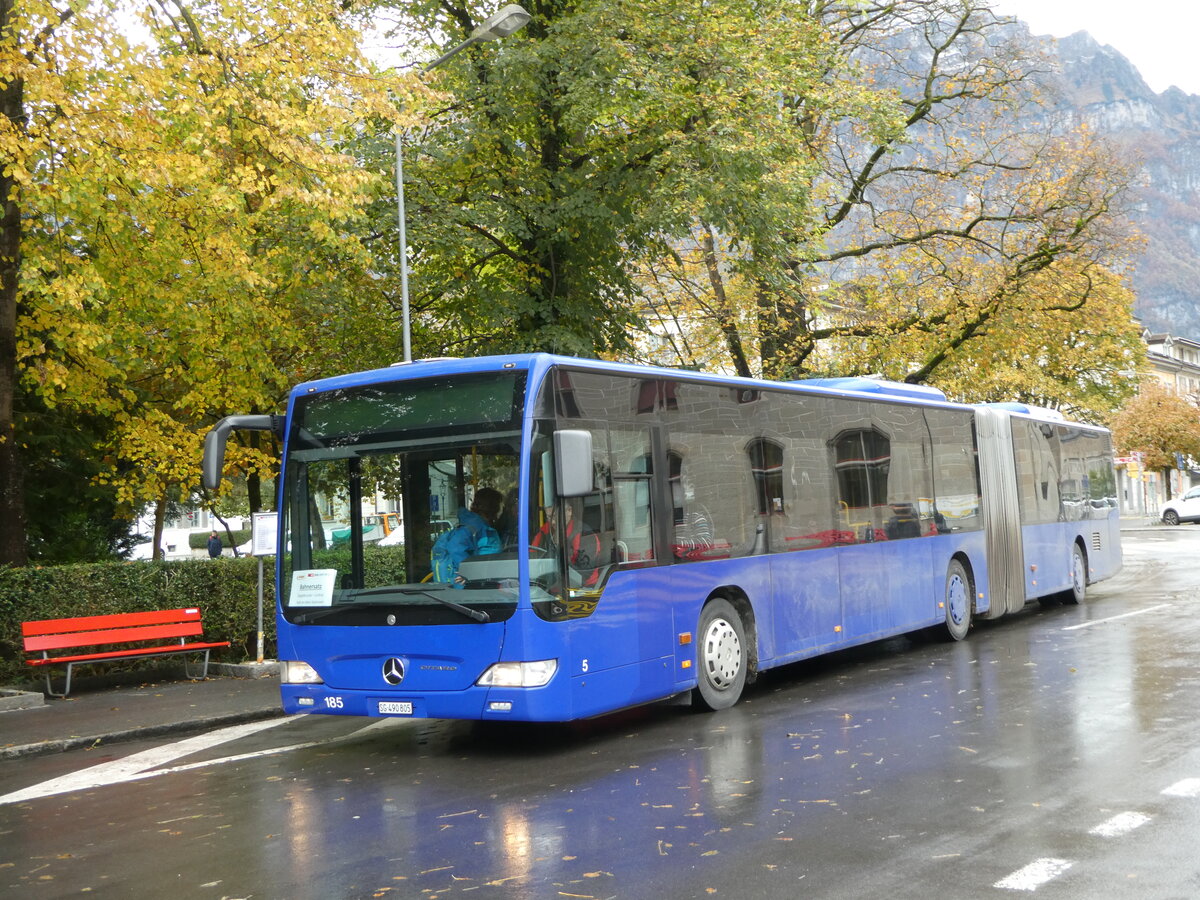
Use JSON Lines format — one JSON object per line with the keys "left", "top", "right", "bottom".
{"left": 279, "top": 372, "right": 526, "bottom": 627}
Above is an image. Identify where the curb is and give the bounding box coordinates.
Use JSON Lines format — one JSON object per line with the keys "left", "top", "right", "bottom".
{"left": 209, "top": 660, "right": 278, "bottom": 679}
{"left": 0, "top": 689, "right": 44, "bottom": 713}
{"left": 0, "top": 706, "right": 287, "bottom": 761}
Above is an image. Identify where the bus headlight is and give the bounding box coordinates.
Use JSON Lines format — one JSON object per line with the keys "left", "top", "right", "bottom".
{"left": 281, "top": 660, "right": 324, "bottom": 684}
{"left": 477, "top": 659, "right": 558, "bottom": 688}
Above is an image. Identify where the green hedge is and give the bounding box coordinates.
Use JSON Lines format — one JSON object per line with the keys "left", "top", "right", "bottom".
{"left": 0, "top": 556, "right": 274, "bottom": 686}
{"left": 0, "top": 547, "right": 409, "bottom": 687}
{"left": 188, "top": 530, "right": 252, "bottom": 550}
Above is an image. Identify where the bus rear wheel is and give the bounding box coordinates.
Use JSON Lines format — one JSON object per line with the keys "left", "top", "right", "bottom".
{"left": 941, "top": 559, "right": 972, "bottom": 641}
{"left": 693, "top": 598, "right": 747, "bottom": 711}
{"left": 1063, "top": 543, "right": 1086, "bottom": 605}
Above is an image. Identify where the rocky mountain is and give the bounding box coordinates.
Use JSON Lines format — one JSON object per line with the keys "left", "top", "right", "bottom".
{"left": 1043, "top": 30, "right": 1200, "bottom": 339}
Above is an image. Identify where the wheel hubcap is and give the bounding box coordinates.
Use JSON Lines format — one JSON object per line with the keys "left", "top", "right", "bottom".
{"left": 702, "top": 617, "right": 742, "bottom": 688}
{"left": 947, "top": 574, "right": 967, "bottom": 626}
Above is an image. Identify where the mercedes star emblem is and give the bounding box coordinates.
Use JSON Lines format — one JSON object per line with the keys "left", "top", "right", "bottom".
{"left": 382, "top": 657, "right": 405, "bottom": 686}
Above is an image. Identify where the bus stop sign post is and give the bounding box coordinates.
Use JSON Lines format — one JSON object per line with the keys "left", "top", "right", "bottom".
{"left": 250, "top": 512, "right": 278, "bottom": 664}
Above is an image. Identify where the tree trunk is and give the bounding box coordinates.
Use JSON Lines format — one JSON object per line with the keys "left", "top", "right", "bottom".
{"left": 247, "top": 431, "right": 262, "bottom": 512}
{"left": 152, "top": 496, "right": 167, "bottom": 561}
{"left": 700, "top": 226, "right": 753, "bottom": 379}
{"left": 212, "top": 508, "right": 239, "bottom": 557}
{"left": 0, "top": 5, "right": 27, "bottom": 566}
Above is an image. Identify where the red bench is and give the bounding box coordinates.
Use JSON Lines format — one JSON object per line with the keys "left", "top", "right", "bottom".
{"left": 22, "top": 608, "right": 231, "bottom": 698}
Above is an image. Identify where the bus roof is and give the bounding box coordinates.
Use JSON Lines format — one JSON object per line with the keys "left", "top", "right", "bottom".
{"left": 285, "top": 353, "right": 1109, "bottom": 437}
{"left": 978, "top": 401, "right": 1066, "bottom": 421}
{"left": 290, "top": 354, "right": 971, "bottom": 412}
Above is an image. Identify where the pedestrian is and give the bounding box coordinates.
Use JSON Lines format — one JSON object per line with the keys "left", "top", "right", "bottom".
{"left": 207, "top": 531, "right": 223, "bottom": 558}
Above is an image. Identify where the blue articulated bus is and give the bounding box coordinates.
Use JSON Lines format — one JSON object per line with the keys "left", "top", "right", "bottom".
{"left": 202, "top": 354, "right": 1121, "bottom": 721}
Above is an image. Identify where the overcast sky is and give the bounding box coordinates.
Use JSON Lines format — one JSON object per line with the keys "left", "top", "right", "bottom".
{"left": 990, "top": 0, "right": 1200, "bottom": 95}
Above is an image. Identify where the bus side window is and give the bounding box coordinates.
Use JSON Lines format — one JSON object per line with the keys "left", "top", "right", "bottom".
{"left": 611, "top": 437, "right": 654, "bottom": 563}
{"left": 614, "top": 476, "right": 654, "bottom": 562}
{"left": 669, "top": 450, "right": 717, "bottom": 559}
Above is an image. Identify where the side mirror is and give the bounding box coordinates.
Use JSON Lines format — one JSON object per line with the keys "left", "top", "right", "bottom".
{"left": 554, "top": 430, "right": 594, "bottom": 497}
{"left": 202, "top": 414, "right": 280, "bottom": 491}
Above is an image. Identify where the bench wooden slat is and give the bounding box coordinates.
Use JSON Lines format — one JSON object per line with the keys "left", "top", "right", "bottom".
{"left": 22, "top": 608, "right": 202, "bottom": 638}
{"left": 24, "top": 622, "right": 204, "bottom": 653}
{"left": 25, "top": 641, "right": 230, "bottom": 667}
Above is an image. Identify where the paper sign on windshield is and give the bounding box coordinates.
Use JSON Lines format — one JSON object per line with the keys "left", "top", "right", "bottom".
{"left": 289, "top": 569, "right": 338, "bottom": 607}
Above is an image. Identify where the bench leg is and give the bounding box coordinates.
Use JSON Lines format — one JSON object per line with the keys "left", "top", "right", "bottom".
{"left": 183, "top": 649, "right": 212, "bottom": 681}
{"left": 43, "top": 663, "right": 73, "bottom": 699}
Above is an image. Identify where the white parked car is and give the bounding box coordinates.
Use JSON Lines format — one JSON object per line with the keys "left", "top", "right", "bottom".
{"left": 1160, "top": 486, "right": 1200, "bottom": 526}
{"left": 128, "top": 540, "right": 160, "bottom": 560}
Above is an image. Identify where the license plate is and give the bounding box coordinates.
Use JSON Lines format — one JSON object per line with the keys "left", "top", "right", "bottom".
{"left": 378, "top": 701, "right": 413, "bottom": 715}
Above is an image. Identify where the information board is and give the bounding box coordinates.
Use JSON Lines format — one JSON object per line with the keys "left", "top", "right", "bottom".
{"left": 251, "top": 511, "right": 278, "bottom": 557}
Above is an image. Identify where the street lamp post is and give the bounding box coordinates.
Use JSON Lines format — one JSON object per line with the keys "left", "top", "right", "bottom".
{"left": 396, "top": 4, "right": 531, "bottom": 363}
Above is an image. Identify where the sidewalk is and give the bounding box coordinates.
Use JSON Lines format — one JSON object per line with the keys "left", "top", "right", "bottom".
{"left": 0, "top": 666, "right": 285, "bottom": 760}
{"left": 1119, "top": 516, "right": 1162, "bottom": 531}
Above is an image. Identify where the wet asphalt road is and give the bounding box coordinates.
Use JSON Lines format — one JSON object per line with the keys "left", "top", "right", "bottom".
{"left": 3, "top": 527, "right": 1200, "bottom": 899}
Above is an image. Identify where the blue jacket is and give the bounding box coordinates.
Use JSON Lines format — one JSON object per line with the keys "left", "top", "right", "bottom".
{"left": 431, "top": 507, "right": 501, "bottom": 585}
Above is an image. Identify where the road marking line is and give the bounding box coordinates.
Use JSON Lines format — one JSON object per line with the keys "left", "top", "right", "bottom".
{"left": 1062, "top": 604, "right": 1169, "bottom": 631}
{"left": 1162, "top": 778, "right": 1200, "bottom": 798}
{"left": 1089, "top": 812, "right": 1151, "bottom": 837}
{"left": 145, "top": 719, "right": 393, "bottom": 781}
{"left": 0, "top": 716, "right": 396, "bottom": 807}
{"left": 994, "top": 858, "right": 1073, "bottom": 891}
{"left": 0, "top": 718, "right": 296, "bottom": 806}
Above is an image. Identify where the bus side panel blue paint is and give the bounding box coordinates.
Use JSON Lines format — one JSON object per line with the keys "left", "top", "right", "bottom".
{"left": 1093, "top": 511, "right": 1123, "bottom": 581}
{"left": 1021, "top": 513, "right": 1123, "bottom": 601}
{"left": 666, "top": 555, "right": 774, "bottom": 671}
{"left": 566, "top": 568, "right": 677, "bottom": 711}
{"left": 838, "top": 539, "right": 935, "bottom": 640}
{"left": 569, "top": 658, "right": 677, "bottom": 719}
{"left": 1021, "top": 522, "right": 1067, "bottom": 598}
{"left": 276, "top": 533, "right": 996, "bottom": 722}
{"left": 767, "top": 549, "right": 842, "bottom": 661}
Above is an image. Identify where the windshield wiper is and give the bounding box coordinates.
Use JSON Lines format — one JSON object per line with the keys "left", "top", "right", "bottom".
{"left": 394, "top": 587, "right": 490, "bottom": 623}
{"left": 292, "top": 587, "right": 490, "bottom": 624}
{"left": 293, "top": 603, "right": 367, "bottom": 625}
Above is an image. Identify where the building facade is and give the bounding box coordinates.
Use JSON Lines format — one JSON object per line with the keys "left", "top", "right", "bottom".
{"left": 1126, "top": 331, "right": 1200, "bottom": 516}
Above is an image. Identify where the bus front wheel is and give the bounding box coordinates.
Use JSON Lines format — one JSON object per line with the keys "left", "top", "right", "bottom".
{"left": 693, "top": 598, "right": 747, "bottom": 711}
{"left": 942, "top": 560, "right": 972, "bottom": 641}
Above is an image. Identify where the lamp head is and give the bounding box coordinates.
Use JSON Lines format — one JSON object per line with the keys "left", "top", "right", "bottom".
{"left": 471, "top": 4, "right": 531, "bottom": 41}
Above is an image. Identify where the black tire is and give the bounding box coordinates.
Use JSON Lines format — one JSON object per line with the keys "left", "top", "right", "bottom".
{"left": 941, "top": 559, "right": 972, "bottom": 641}
{"left": 1063, "top": 542, "right": 1086, "bottom": 605}
{"left": 1163, "top": 510, "right": 1181, "bottom": 526}
{"left": 693, "top": 598, "right": 747, "bottom": 710}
